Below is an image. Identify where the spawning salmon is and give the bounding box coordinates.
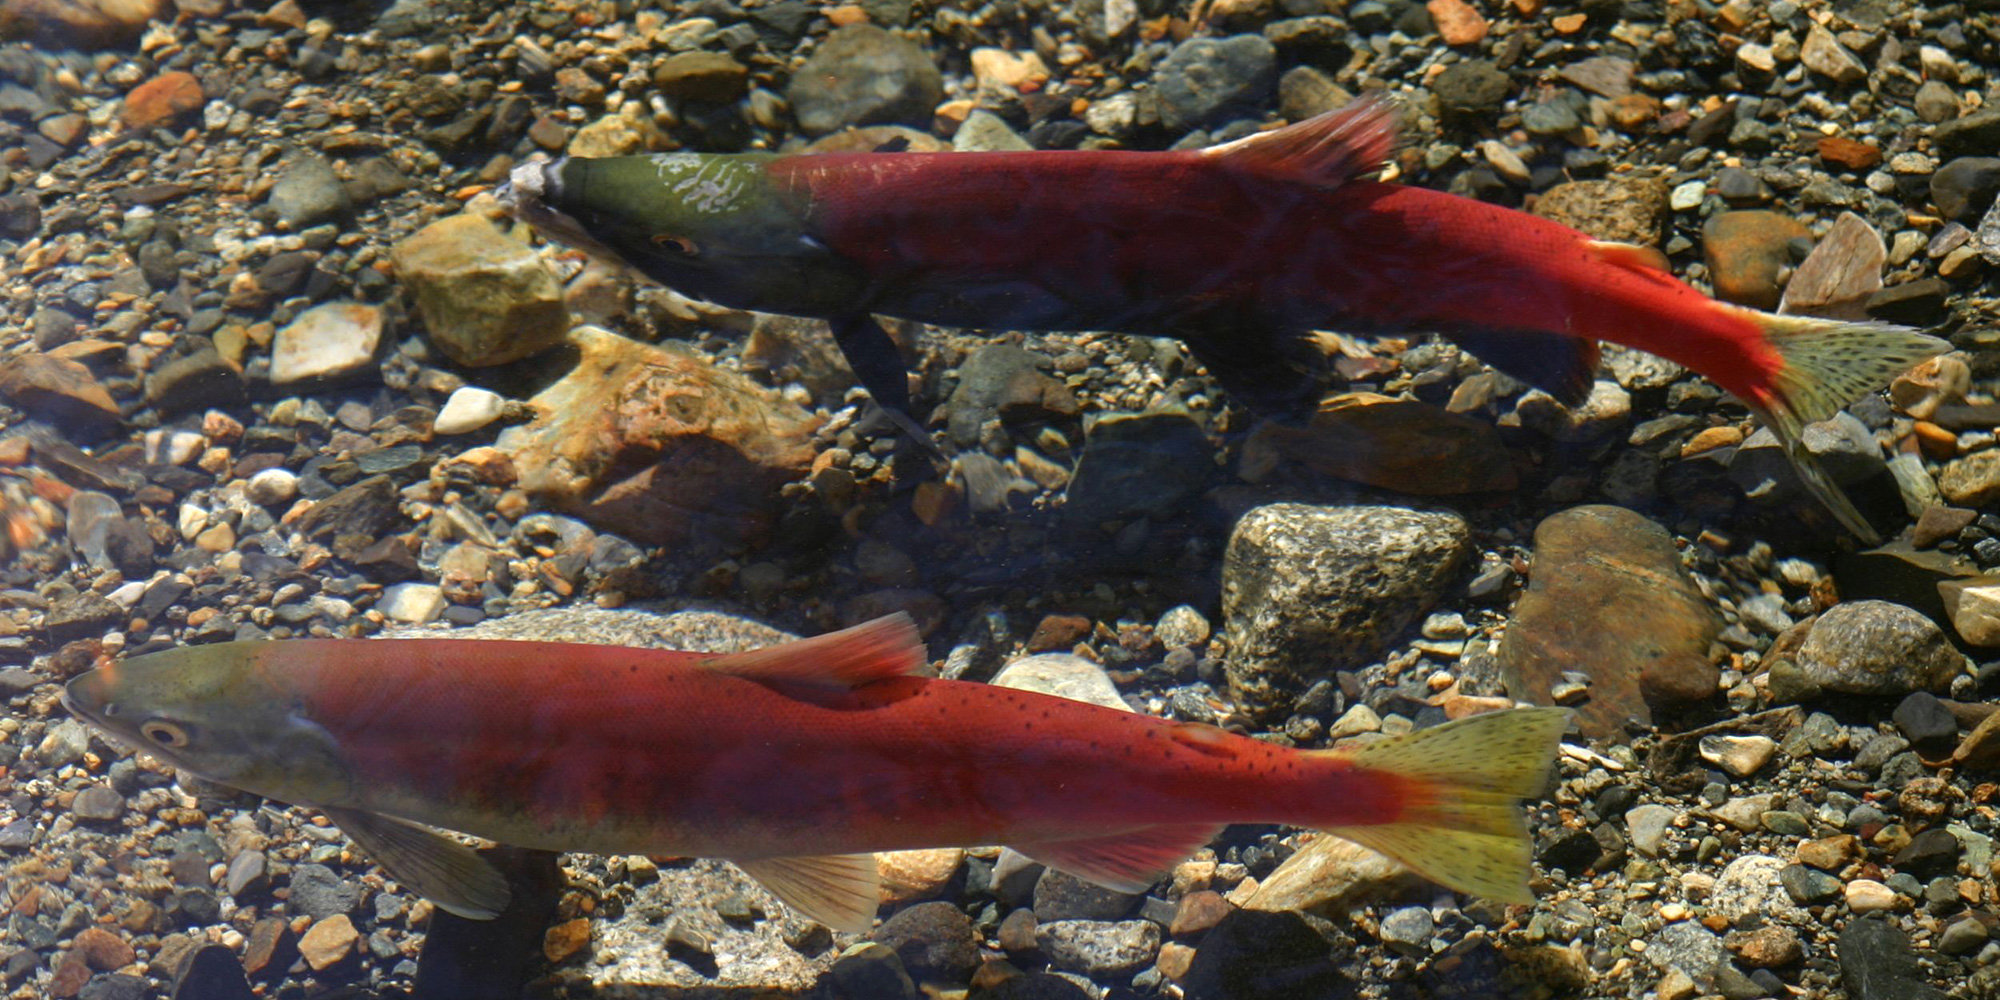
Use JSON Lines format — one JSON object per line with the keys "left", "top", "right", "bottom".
{"left": 62, "top": 615, "right": 1568, "bottom": 930}
{"left": 495, "top": 95, "right": 1946, "bottom": 542}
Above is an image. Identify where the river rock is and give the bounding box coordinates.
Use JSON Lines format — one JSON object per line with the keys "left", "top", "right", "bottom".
{"left": 786, "top": 25, "right": 943, "bottom": 135}
{"left": 267, "top": 150, "right": 350, "bottom": 228}
{"left": 1778, "top": 212, "right": 1884, "bottom": 320}
{"left": 1035, "top": 920, "right": 1160, "bottom": 978}
{"left": 1241, "top": 392, "right": 1517, "bottom": 494}
{"left": 1154, "top": 34, "right": 1277, "bottom": 131}
{"left": 0, "top": 353, "right": 119, "bottom": 434}
{"left": 870, "top": 902, "right": 978, "bottom": 984}
{"left": 1838, "top": 916, "right": 1949, "bottom": 1000}
{"left": 1939, "top": 575, "right": 2000, "bottom": 646}
{"left": 1222, "top": 503, "right": 1471, "bottom": 718}
{"left": 990, "top": 654, "right": 1132, "bottom": 712}
{"left": 1531, "top": 176, "right": 1668, "bottom": 246}
{"left": 1704, "top": 211, "right": 1812, "bottom": 309}
{"left": 1930, "top": 157, "right": 2000, "bottom": 222}
{"left": 391, "top": 213, "right": 569, "bottom": 367}
{"left": 1062, "top": 406, "right": 1210, "bottom": 526}
{"left": 269, "top": 302, "right": 382, "bottom": 384}
{"left": 1794, "top": 599, "right": 1967, "bottom": 695}
{"left": 495, "top": 326, "right": 818, "bottom": 550}
{"left": 1497, "top": 505, "right": 1722, "bottom": 738}
{"left": 0, "top": 0, "right": 162, "bottom": 48}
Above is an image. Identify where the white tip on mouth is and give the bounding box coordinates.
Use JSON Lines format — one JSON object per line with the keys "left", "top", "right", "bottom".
{"left": 499, "top": 158, "right": 560, "bottom": 208}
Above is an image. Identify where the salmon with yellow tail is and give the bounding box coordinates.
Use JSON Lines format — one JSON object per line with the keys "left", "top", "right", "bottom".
{"left": 497, "top": 95, "right": 1946, "bottom": 542}
{"left": 62, "top": 615, "right": 1567, "bottom": 930}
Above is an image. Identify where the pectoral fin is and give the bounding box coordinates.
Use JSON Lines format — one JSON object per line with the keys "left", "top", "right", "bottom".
{"left": 829, "top": 314, "right": 945, "bottom": 464}
{"left": 324, "top": 807, "right": 512, "bottom": 920}
{"left": 1014, "top": 823, "right": 1224, "bottom": 894}
{"left": 735, "top": 854, "right": 881, "bottom": 933}
{"left": 1178, "top": 326, "right": 1330, "bottom": 424}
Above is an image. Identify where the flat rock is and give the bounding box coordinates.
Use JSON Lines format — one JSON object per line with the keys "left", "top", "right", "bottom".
{"left": 1034, "top": 920, "right": 1161, "bottom": 978}
{"left": 1242, "top": 392, "right": 1517, "bottom": 494}
{"left": 494, "top": 326, "right": 818, "bottom": 550}
{"left": 1222, "top": 503, "right": 1472, "bottom": 718}
{"left": 267, "top": 150, "right": 350, "bottom": 228}
{"left": 871, "top": 901, "right": 978, "bottom": 983}
{"left": 1062, "top": 406, "right": 1211, "bottom": 525}
{"left": 391, "top": 213, "right": 569, "bottom": 367}
{"left": 269, "top": 302, "right": 382, "bottom": 384}
{"left": 122, "top": 70, "right": 203, "bottom": 130}
{"left": 1778, "top": 212, "right": 1884, "bottom": 320}
{"left": 1243, "top": 834, "right": 1415, "bottom": 912}
{"left": 0, "top": 353, "right": 120, "bottom": 433}
{"left": 1838, "top": 916, "right": 1949, "bottom": 1000}
{"left": 1498, "top": 506, "right": 1722, "bottom": 738}
{"left": 1939, "top": 575, "right": 2000, "bottom": 646}
{"left": 1531, "top": 176, "right": 1669, "bottom": 245}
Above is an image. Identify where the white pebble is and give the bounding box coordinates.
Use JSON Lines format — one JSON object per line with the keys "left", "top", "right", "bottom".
{"left": 433, "top": 387, "right": 508, "bottom": 435}
{"left": 1698, "top": 734, "right": 1777, "bottom": 778}
{"left": 1844, "top": 879, "right": 1899, "bottom": 914}
{"left": 1670, "top": 179, "right": 1707, "bottom": 211}
{"left": 245, "top": 468, "right": 299, "bottom": 507}
{"left": 377, "top": 583, "right": 447, "bottom": 624}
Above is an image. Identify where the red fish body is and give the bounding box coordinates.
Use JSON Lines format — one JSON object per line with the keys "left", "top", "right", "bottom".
{"left": 63, "top": 616, "right": 1567, "bottom": 929}
{"left": 499, "top": 96, "right": 1945, "bottom": 539}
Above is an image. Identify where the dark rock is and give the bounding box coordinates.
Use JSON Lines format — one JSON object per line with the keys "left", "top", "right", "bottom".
{"left": 45, "top": 592, "right": 124, "bottom": 644}
{"left": 870, "top": 901, "right": 979, "bottom": 984}
{"left": 172, "top": 945, "right": 255, "bottom": 1000}
{"left": 293, "top": 475, "right": 402, "bottom": 542}
{"left": 969, "top": 973, "right": 1093, "bottom": 1000}
{"left": 945, "top": 345, "right": 1077, "bottom": 447}
{"left": 1890, "top": 827, "right": 1960, "bottom": 878}
{"left": 1032, "top": 869, "right": 1140, "bottom": 922}
{"left": 1837, "top": 916, "right": 1949, "bottom": 1000}
{"left": 1180, "top": 908, "right": 1355, "bottom": 1000}
{"left": 1795, "top": 600, "right": 1966, "bottom": 696}
{"left": 286, "top": 864, "right": 360, "bottom": 920}
{"left": 268, "top": 150, "right": 351, "bottom": 228}
{"left": 786, "top": 26, "right": 943, "bottom": 135}
{"left": 1432, "top": 59, "right": 1510, "bottom": 113}
{"left": 1535, "top": 827, "right": 1603, "bottom": 875}
{"left": 1935, "top": 109, "right": 2000, "bottom": 160}
{"left": 1930, "top": 157, "right": 2000, "bottom": 221}
{"left": 1866, "top": 279, "right": 1949, "bottom": 326}
{"left": 77, "top": 974, "right": 151, "bottom": 1000}
{"left": 1154, "top": 34, "right": 1278, "bottom": 131}
{"left": 412, "top": 848, "right": 563, "bottom": 998}
{"left": 1891, "top": 691, "right": 1958, "bottom": 747}
{"left": 1063, "top": 408, "right": 1212, "bottom": 526}
{"left": 144, "top": 346, "right": 244, "bottom": 414}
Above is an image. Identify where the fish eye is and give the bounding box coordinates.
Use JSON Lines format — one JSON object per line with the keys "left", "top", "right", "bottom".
{"left": 650, "top": 233, "right": 700, "bottom": 257}
{"left": 140, "top": 720, "right": 192, "bottom": 748}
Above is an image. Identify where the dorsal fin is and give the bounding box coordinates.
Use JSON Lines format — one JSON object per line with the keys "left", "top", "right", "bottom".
{"left": 1586, "top": 239, "right": 1674, "bottom": 276}
{"left": 699, "top": 614, "right": 925, "bottom": 688}
{"left": 1200, "top": 93, "right": 1399, "bottom": 186}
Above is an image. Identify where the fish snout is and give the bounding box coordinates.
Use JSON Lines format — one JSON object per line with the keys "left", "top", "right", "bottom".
{"left": 495, "top": 157, "right": 561, "bottom": 214}
{"left": 61, "top": 669, "right": 112, "bottom": 723}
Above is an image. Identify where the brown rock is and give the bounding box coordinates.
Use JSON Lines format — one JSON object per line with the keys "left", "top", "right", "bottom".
{"left": 1242, "top": 392, "right": 1518, "bottom": 495}
{"left": 1778, "top": 211, "right": 1884, "bottom": 320}
{"left": 1795, "top": 834, "right": 1858, "bottom": 870}
{"left": 1914, "top": 505, "right": 1978, "bottom": 548}
{"left": 1157, "top": 940, "right": 1197, "bottom": 982}
{"left": 1952, "top": 708, "right": 2000, "bottom": 769}
{"left": 297, "top": 914, "right": 357, "bottom": 971}
{"left": 0, "top": 0, "right": 161, "bottom": 47}
{"left": 1817, "top": 136, "right": 1883, "bottom": 171}
{"left": 1497, "top": 506, "right": 1723, "bottom": 738}
{"left": 542, "top": 917, "right": 591, "bottom": 963}
{"left": 1941, "top": 450, "right": 2000, "bottom": 508}
{"left": 1426, "top": 0, "right": 1488, "bottom": 45}
{"left": 1242, "top": 834, "right": 1416, "bottom": 912}
{"left": 1607, "top": 94, "right": 1662, "bottom": 130}
{"left": 495, "top": 326, "right": 819, "bottom": 550}
{"left": 241, "top": 916, "right": 297, "bottom": 976}
{"left": 996, "top": 908, "right": 1038, "bottom": 952}
{"left": 49, "top": 951, "right": 91, "bottom": 999}
{"left": 1532, "top": 176, "right": 1669, "bottom": 245}
{"left": 391, "top": 213, "right": 569, "bottom": 367}
{"left": 1169, "top": 890, "right": 1233, "bottom": 938}
{"left": 71, "top": 926, "right": 134, "bottom": 970}
{"left": 876, "top": 848, "right": 964, "bottom": 905}
{"left": 1703, "top": 210, "right": 1813, "bottom": 309}
{"left": 651, "top": 51, "right": 749, "bottom": 103}
{"left": 1027, "top": 613, "right": 1092, "bottom": 652}
{"left": 122, "top": 70, "right": 204, "bottom": 130}
{"left": 1637, "top": 651, "right": 1722, "bottom": 712}
{"left": 0, "top": 353, "right": 120, "bottom": 433}
{"left": 1725, "top": 925, "right": 1803, "bottom": 968}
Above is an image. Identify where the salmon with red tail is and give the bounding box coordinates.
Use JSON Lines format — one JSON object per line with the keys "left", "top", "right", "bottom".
{"left": 496, "top": 95, "right": 1946, "bottom": 541}
{"left": 62, "top": 615, "right": 1567, "bottom": 930}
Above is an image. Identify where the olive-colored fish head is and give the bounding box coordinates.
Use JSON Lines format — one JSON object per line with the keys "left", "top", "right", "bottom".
{"left": 496, "top": 153, "right": 868, "bottom": 315}
{"left": 61, "top": 644, "right": 357, "bottom": 807}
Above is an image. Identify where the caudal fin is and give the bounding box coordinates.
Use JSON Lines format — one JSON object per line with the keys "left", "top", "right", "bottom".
{"left": 1743, "top": 310, "right": 1948, "bottom": 543}
{"left": 1312, "top": 707, "right": 1569, "bottom": 905}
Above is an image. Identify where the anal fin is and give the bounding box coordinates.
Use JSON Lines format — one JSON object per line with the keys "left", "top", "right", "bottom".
{"left": 324, "top": 807, "right": 512, "bottom": 920}
{"left": 1014, "top": 823, "right": 1224, "bottom": 894}
{"left": 735, "top": 854, "right": 881, "bottom": 933}
{"left": 1442, "top": 329, "right": 1600, "bottom": 407}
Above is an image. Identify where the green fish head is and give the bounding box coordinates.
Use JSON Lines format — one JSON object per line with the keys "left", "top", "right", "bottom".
{"left": 62, "top": 644, "right": 357, "bottom": 807}
{"left": 498, "top": 153, "right": 869, "bottom": 315}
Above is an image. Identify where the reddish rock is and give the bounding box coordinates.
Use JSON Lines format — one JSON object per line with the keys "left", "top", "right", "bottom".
{"left": 1817, "top": 136, "right": 1882, "bottom": 171}
{"left": 495, "top": 326, "right": 819, "bottom": 551}
{"left": 1703, "top": 210, "right": 1813, "bottom": 309}
{"left": 0, "top": 0, "right": 161, "bottom": 47}
{"left": 1027, "top": 613, "right": 1092, "bottom": 652}
{"left": 71, "top": 927, "right": 135, "bottom": 970}
{"left": 0, "top": 353, "right": 120, "bottom": 433}
{"left": 48, "top": 952, "right": 91, "bottom": 999}
{"left": 1779, "top": 211, "right": 1884, "bottom": 320}
{"left": 1427, "top": 0, "right": 1488, "bottom": 45}
{"left": 122, "top": 71, "right": 204, "bottom": 130}
{"left": 1497, "top": 505, "right": 1723, "bottom": 738}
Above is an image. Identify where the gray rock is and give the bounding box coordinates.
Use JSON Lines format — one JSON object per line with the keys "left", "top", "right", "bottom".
{"left": 1432, "top": 59, "right": 1509, "bottom": 113}
{"left": 1648, "top": 920, "right": 1725, "bottom": 983}
{"left": 946, "top": 344, "right": 1077, "bottom": 448}
{"left": 786, "top": 26, "right": 943, "bottom": 135}
{"left": 870, "top": 901, "right": 978, "bottom": 984}
{"left": 953, "top": 110, "right": 1031, "bottom": 152}
{"left": 1779, "top": 864, "right": 1841, "bottom": 904}
{"left": 1838, "top": 916, "right": 1949, "bottom": 1000}
{"left": 65, "top": 490, "right": 127, "bottom": 574}
{"left": 1710, "top": 855, "right": 1800, "bottom": 923}
{"left": 1378, "top": 906, "right": 1433, "bottom": 957}
{"left": 71, "top": 786, "right": 124, "bottom": 822}
{"left": 287, "top": 863, "right": 361, "bottom": 920}
{"left": 268, "top": 150, "right": 351, "bottom": 228}
{"left": 1222, "top": 503, "right": 1471, "bottom": 718}
{"left": 1154, "top": 34, "right": 1277, "bottom": 131}
{"left": 225, "top": 851, "right": 268, "bottom": 898}
{"left": 829, "top": 942, "right": 917, "bottom": 1000}
{"left": 1795, "top": 600, "right": 1968, "bottom": 696}
{"left": 33, "top": 719, "right": 91, "bottom": 768}
{"left": 1930, "top": 157, "right": 2000, "bottom": 222}
{"left": 1063, "top": 407, "right": 1211, "bottom": 526}
{"left": 1033, "top": 868, "right": 1141, "bottom": 921}
{"left": 1936, "top": 108, "right": 2000, "bottom": 159}
{"left": 1625, "top": 804, "right": 1675, "bottom": 858}
{"left": 1035, "top": 919, "right": 1161, "bottom": 977}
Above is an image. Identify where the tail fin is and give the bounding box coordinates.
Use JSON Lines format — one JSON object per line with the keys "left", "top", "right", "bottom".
{"left": 1743, "top": 310, "right": 1948, "bottom": 544}
{"left": 1313, "top": 707, "right": 1569, "bottom": 905}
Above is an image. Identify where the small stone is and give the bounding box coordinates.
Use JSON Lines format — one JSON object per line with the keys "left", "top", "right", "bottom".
{"left": 1779, "top": 865, "right": 1841, "bottom": 904}
{"left": 875, "top": 848, "right": 963, "bottom": 905}
{"left": 1711, "top": 855, "right": 1799, "bottom": 923}
{"left": 1939, "top": 915, "right": 1989, "bottom": 956}
{"left": 1818, "top": 136, "right": 1882, "bottom": 171}
{"left": 1378, "top": 906, "right": 1433, "bottom": 956}
{"left": 829, "top": 942, "right": 915, "bottom": 999}
{"left": 1844, "top": 879, "right": 1899, "bottom": 914}
{"left": 1704, "top": 210, "right": 1813, "bottom": 309}
{"left": 541, "top": 917, "right": 591, "bottom": 964}
{"left": 1034, "top": 919, "right": 1161, "bottom": 977}
{"left": 1891, "top": 691, "right": 1958, "bottom": 746}
{"left": 267, "top": 150, "right": 350, "bottom": 228}
{"left": 786, "top": 25, "right": 943, "bottom": 135}
{"left": 270, "top": 302, "right": 382, "bottom": 384}
{"left": 1941, "top": 450, "right": 2000, "bottom": 508}
{"left": 1725, "top": 924, "right": 1802, "bottom": 968}
{"left": 0, "top": 354, "right": 120, "bottom": 433}
{"left": 1801, "top": 24, "right": 1867, "bottom": 83}
{"left": 870, "top": 901, "right": 978, "bottom": 983}
{"left": 1033, "top": 868, "right": 1141, "bottom": 921}
{"left": 1153, "top": 34, "right": 1277, "bottom": 131}
{"left": 123, "top": 71, "right": 204, "bottom": 130}
{"left": 392, "top": 214, "right": 568, "bottom": 367}
{"left": 650, "top": 51, "right": 749, "bottom": 103}
{"left": 1795, "top": 600, "right": 1968, "bottom": 696}
{"left": 297, "top": 915, "right": 358, "bottom": 970}
{"left": 1839, "top": 916, "right": 1948, "bottom": 1000}
{"left": 1426, "top": 0, "right": 1487, "bottom": 45}
{"left": 1698, "top": 734, "right": 1777, "bottom": 778}
{"left": 1626, "top": 804, "right": 1675, "bottom": 858}
{"left": 969, "top": 47, "right": 1050, "bottom": 91}
{"left": 1154, "top": 605, "right": 1211, "bottom": 649}
{"left": 72, "top": 785, "right": 124, "bottom": 822}
{"left": 433, "top": 387, "right": 506, "bottom": 435}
